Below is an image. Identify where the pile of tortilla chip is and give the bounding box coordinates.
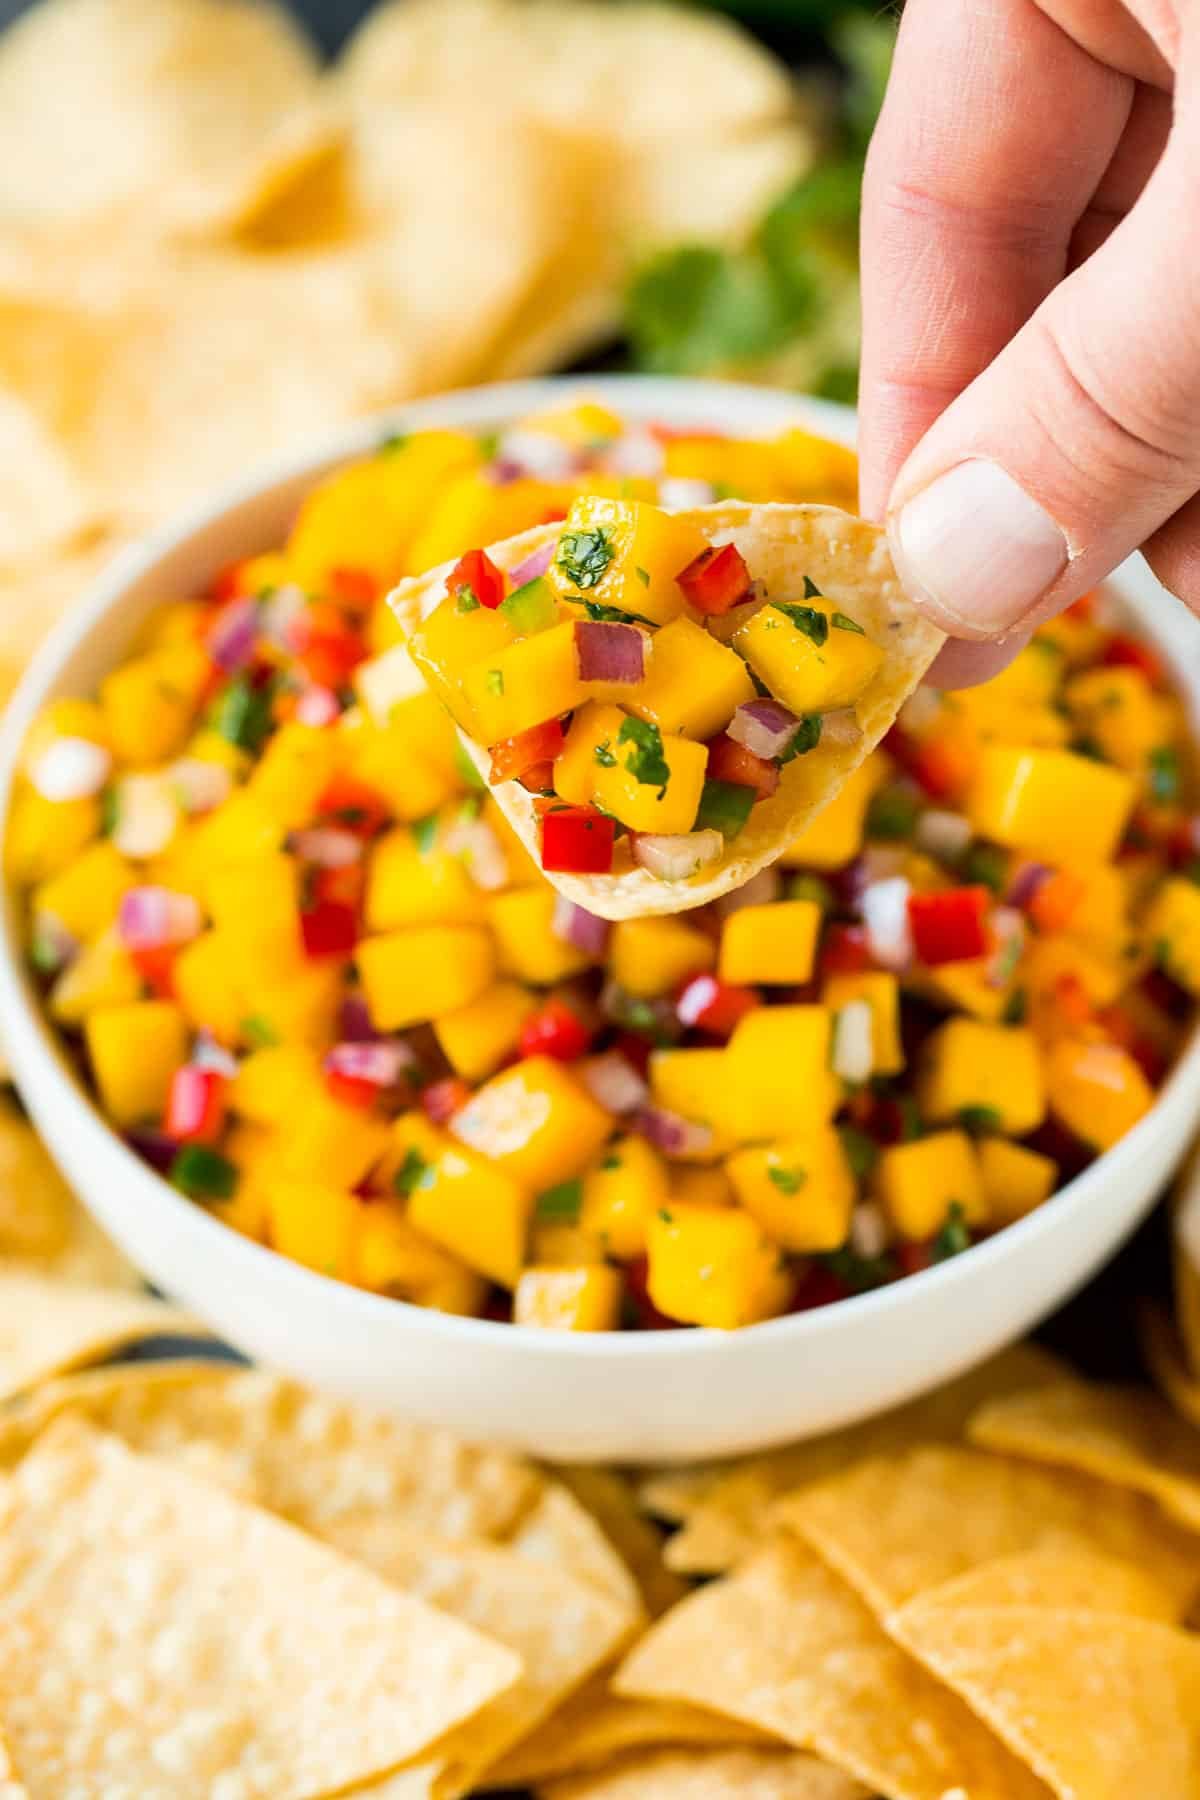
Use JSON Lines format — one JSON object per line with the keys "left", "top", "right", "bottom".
{"left": 0, "top": 0, "right": 815, "bottom": 692}
{"left": 0, "top": 1313, "right": 1199, "bottom": 1795}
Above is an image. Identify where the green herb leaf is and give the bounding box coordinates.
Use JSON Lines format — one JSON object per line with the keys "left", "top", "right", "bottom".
{"left": 593, "top": 740, "right": 617, "bottom": 769}
{"left": 694, "top": 778, "right": 755, "bottom": 839}
{"left": 802, "top": 577, "right": 823, "bottom": 600}
{"left": 635, "top": 566, "right": 651, "bottom": 587}
{"left": 1003, "top": 987, "right": 1029, "bottom": 1025}
{"left": 778, "top": 714, "right": 823, "bottom": 763}
{"left": 932, "top": 1201, "right": 971, "bottom": 1262}
{"left": 831, "top": 611, "right": 865, "bottom": 635}
{"left": 767, "top": 1164, "right": 807, "bottom": 1196}
{"left": 394, "top": 1148, "right": 435, "bottom": 1197}
{"left": 1149, "top": 745, "right": 1181, "bottom": 805}
{"left": 486, "top": 669, "right": 504, "bottom": 697}
{"left": 454, "top": 740, "right": 487, "bottom": 790}
{"left": 556, "top": 527, "right": 616, "bottom": 591}
{"left": 618, "top": 716, "right": 671, "bottom": 790}
{"left": 963, "top": 842, "right": 1007, "bottom": 893}
{"left": 867, "top": 786, "right": 919, "bottom": 841}
{"left": 958, "top": 1104, "right": 1003, "bottom": 1135}
{"left": 838, "top": 1125, "right": 878, "bottom": 1180}
{"left": 455, "top": 586, "right": 481, "bottom": 613}
{"left": 170, "top": 1144, "right": 238, "bottom": 1202}
{"left": 210, "top": 672, "right": 274, "bottom": 754}
{"left": 626, "top": 245, "right": 800, "bottom": 377}
{"left": 99, "top": 786, "right": 120, "bottom": 837}
{"left": 581, "top": 599, "right": 655, "bottom": 626}
{"left": 378, "top": 430, "right": 409, "bottom": 454}
{"left": 240, "top": 1014, "right": 279, "bottom": 1049}
{"left": 536, "top": 1179, "right": 583, "bottom": 1224}
{"left": 772, "top": 601, "right": 829, "bottom": 645}
{"left": 412, "top": 814, "right": 438, "bottom": 855}
{"left": 821, "top": 1244, "right": 896, "bottom": 1294}
{"left": 786, "top": 872, "right": 835, "bottom": 912}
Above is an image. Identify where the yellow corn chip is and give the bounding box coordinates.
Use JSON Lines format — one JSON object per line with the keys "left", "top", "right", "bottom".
{"left": 0, "top": 1271, "right": 198, "bottom": 1400}
{"left": 1173, "top": 1144, "right": 1200, "bottom": 1379}
{"left": 389, "top": 502, "right": 943, "bottom": 921}
{"left": 542, "top": 1745, "right": 869, "bottom": 1800}
{"left": 969, "top": 1377, "right": 1200, "bottom": 1534}
{"left": 0, "top": 1103, "right": 140, "bottom": 1288}
{"left": 555, "top": 1466, "right": 687, "bottom": 1616}
{"left": 890, "top": 1600, "right": 1200, "bottom": 1800}
{"left": 666, "top": 1344, "right": 1065, "bottom": 1574}
{"left": 508, "top": 1481, "right": 646, "bottom": 1633}
{"left": 890, "top": 1544, "right": 1181, "bottom": 1623}
{"left": 614, "top": 1537, "right": 1049, "bottom": 1800}
{"left": 779, "top": 1444, "right": 1200, "bottom": 1617}
{"left": 0, "top": 1420, "right": 520, "bottom": 1798}
{"left": 634, "top": 1464, "right": 727, "bottom": 1525}
{"left": 320, "top": 1515, "right": 630, "bottom": 1796}
{"left": 1142, "top": 1302, "right": 1200, "bottom": 1430}
{"left": 488, "top": 1674, "right": 777, "bottom": 1788}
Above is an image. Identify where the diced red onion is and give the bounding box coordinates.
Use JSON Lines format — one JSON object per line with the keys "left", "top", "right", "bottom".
{"left": 192, "top": 1031, "right": 239, "bottom": 1078}
{"left": 631, "top": 830, "right": 724, "bottom": 882}
{"left": 728, "top": 698, "right": 802, "bottom": 761}
{"left": 443, "top": 812, "right": 508, "bottom": 891}
{"left": 259, "top": 583, "right": 307, "bottom": 649}
{"left": 508, "top": 541, "right": 555, "bottom": 586}
{"left": 608, "top": 430, "right": 663, "bottom": 478}
{"left": 986, "top": 905, "right": 1026, "bottom": 989}
{"left": 575, "top": 620, "right": 646, "bottom": 685}
{"left": 287, "top": 827, "right": 362, "bottom": 868}
{"left": 295, "top": 685, "right": 341, "bottom": 727}
{"left": 325, "top": 1040, "right": 416, "bottom": 1089}
{"left": 207, "top": 596, "right": 259, "bottom": 671}
{"left": 29, "top": 913, "right": 78, "bottom": 975}
{"left": 579, "top": 1050, "right": 648, "bottom": 1114}
{"left": 168, "top": 756, "right": 232, "bottom": 815}
{"left": 818, "top": 708, "right": 862, "bottom": 750}
{"left": 832, "top": 999, "right": 875, "bottom": 1083}
{"left": 29, "top": 736, "right": 111, "bottom": 802}
{"left": 111, "top": 773, "right": 179, "bottom": 859}
{"left": 861, "top": 876, "right": 913, "bottom": 971}
{"left": 714, "top": 867, "right": 782, "bottom": 919}
{"left": 552, "top": 894, "right": 611, "bottom": 955}
{"left": 338, "top": 993, "right": 380, "bottom": 1042}
{"left": 118, "top": 886, "right": 202, "bottom": 951}
{"left": 634, "top": 1105, "right": 713, "bottom": 1158}
{"left": 850, "top": 1201, "right": 891, "bottom": 1258}
{"left": 915, "top": 809, "right": 973, "bottom": 862}
{"left": 125, "top": 1127, "right": 180, "bottom": 1175}
{"left": 495, "top": 430, "right": 578, "bottom": 480}
{"left": 1006, "top": 861, "right": 1053, "bottom": 910}
{"left": 659, "top": 476, "right": 717, "bottom": 510}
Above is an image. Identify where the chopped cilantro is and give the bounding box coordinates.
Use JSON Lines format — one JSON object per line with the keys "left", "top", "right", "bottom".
{"left": 455, "top": 586, "right": 481, "bottom": 613}
{"left": 412, "top": 814, "right": 438, "bottom": 854}
{"left": 582, "top": 599, "right": 655, "bottom": 625}
{"left": 657, "top": 1207, "right": 675, "bottom": 1224}
{"left": 600, "top": 1152, "right": 622, "bottom": 1171}
{"left": 210, "top": 672, "right": 274, "bottom": 754}
{"left": 556, "top": 526, "right": 616, "bottom": 591}
{"left": 958, "top": 1104, "right": 1003, "bottom": 1135}
{"left": 772, "top": 600, "right": 829, "bottom": 645}
{"left": 802, "top": 576, "right": 822, "bottom": 599}
{"left": 778, "top": 713, "right": 823, "bottom": 762}
{"left": 867, "top": 785, "right": 919, "bottom": 840}
{"left": 1149, "top": 745, "right": 1181, "bottom": 805}
{"left": 831, "top": 610, "right": 864, "bottom": 635}
{"left": 99, "top": 785, "right": 120, "bottom": 837}
{"left": 786, "top": 873, "right": 835, "bottom": 912}
{"left": 378, "top": 430, "right": 408, "bottom": 454}
{"left": 694, "top": 778, "right": 755, "bottom": 838}
{"left": 486, "top": 669, "right": 504, "bottom": 697}
{"left": 476, "top": 429, "right": 501, "bottom": 461}
{"left": 535, "top": 1179, "right": 583, "bottom": 1223}
{"left": 593, "top": 740, "right": 617, "bottom": 769}
{"left": 170, "top": 1144, "right": 238, "bottom": 1202}
{"left": 618, "top": 716, "right": 670, "bottom": 790}
{"left": 963, "top": 842, "right": 1007, "bottom": 894}
{"left": 393, "top": 1148, "right": 435, "bottom": 1197}
{"left": 1003, "top": 986, "right": 1029, "bottom": 1025}
{"left": 822, "top": 1244, "right": 895, "bottom": 1293}
{"left": 932, "top": 1201, "right": 971, "bottom": 1262}
{"left": 240, "top": 1014, "right": 278, "bottom": 1048}
{"left": 768, "top": 1164, "right": 807, "bottom": 1195}
{"left": 29, "top": 928, "right": 64, "bottom": 974}
{"left": 454, "top": 739, "right": 487, "bottom": 790}
{"left": 838, "top": 1125, "right": 878, "bottom": 1180}
{"left": 635, "top": 566, "right": 651, "bottom": 587}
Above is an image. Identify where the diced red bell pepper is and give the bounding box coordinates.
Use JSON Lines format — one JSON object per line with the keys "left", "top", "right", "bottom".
{"left": 517, "top": 761, "right": 556, "bottom": 794}
{"left": 540, "top": 805, "right": 615, "bottom": 875}
{"left": 291, "top": 601, "right": 368, "bottom": 689}
{"left": 1100, "top": 632, "right": 1163, "bottom": 685}
{"left": 519, "top": 997, "right": 592, "bottom": 1062}
{"left": 675, "top": 972, "right": 759, "bottom": 1037}
{"left": 704, "top": 733, "right": 780, "bottom": 798}
{"left": 324, "top": 1069, "right": 381, "bottom": 1111}
{"left": 676, "top": 543, "right": 753, "bottom": 616}
{"left": 446, "top": 548, "right": 505, "bottom": 611}
{"left": 613, "top": 1031, "right": 653, "bottom": 1077}
{"left": 819, "top": 922, "right": 872, "bottom": 977}
{"left": 132, "top": 944, "right": 178, "bottom": 1000}
{"left": 315, "top": 773, "right": 390, "bottom": 838}
{"left": 165, "top": 1066, "right": 226, "bottom": 1145}
{"left": 328, "top": 565, "right": 380, "bottom": 612}
{"left": 310, "top": 861, "right": 365, "bottom": 911}
{"left": 209, "top": 557, "right": 257, "bottom": 604}
{"left": 301, "top": 900, "right": 359, "bottom": 959}
{"left": 489, "top": 717, "right": 566, "bottom": 784}
{"left": 884, "top": 724, "right": 974, "bottom": 802}
{"left": 788, "top": 1263, "right": 852, "bottom": 1312}
{"left": 421, "top": 1077, "right": 472, "bottom": 1124}
{"left": 894, "top": 1241, "right": 933, "bottom": 1278}
{"left": 907, "top": 886, "right": 990, "bottom": 966}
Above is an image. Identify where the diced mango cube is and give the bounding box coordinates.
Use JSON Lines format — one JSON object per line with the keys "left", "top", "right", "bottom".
{"left": 1064, "top": 667, "right": 1164, "bottom": 772}
{"left": 409, "top": 1138, "right": 533, "bottom": 1287}
{"left": 513, "top": 1265, "right": 623, "bottom": 1331}
{"left": 100, "top": 643, "right": 208, "bottom": 767}
{"left": 276, "top": 1090, "right": 391, "bottom": 1190}
{"left": 434, "top": 981, "right": 537, "bottom": 1081}
{"left": 581, "top": 1135, "right": 670, "bottom": 1259}
{"left": 488, "top": 887, "right": 594, "bottom": 985}
{"left": 547, "top": 497, "right": 707, "bottom": 627}
{"left": 591, "top": 723, "right": 709, "bottom": 836}
{"left": 171, "top": 932, "right": 249, "bottom": 1045}
{"left": 875, "top": 1131, "right": 986, "bottom": 1239}
{"left": 407, "top": 474, "right": 567, "bottom": 576}
{"left": 247, "top": 960, "right": 344, "bottom": 1050}
{"left": 823, "top": 972, "right": 904, "bottom": 1074}
{"left": 246, "top": 723, "right": 342, "bottom": 829}
{"left": 206, "top": 852, "right": 302, "bottom": 977}
{"left": 357, "top": 925, "right": 495, "bottom": 1029}
{"left": 84, "top": 1000, "right": 188, "bottom": 1127}
{"left": 1045, "top": 1037, "right": 1154, "bottom": 1151}
{"left": 461, "top": 621, "right": 586, "bottom": 744}
{"left": 725, "top": 1128, "right": 855, "bottom": 1253}
{"left": 719, "top": 900, "right": 821, "bottom": 986}
{"left": 672, "top": 1166, "right": 735, "bottom": 1208}
{"left": 342, "top": 709, "right": 460, "bottom": 823}
{"left": 626, "top": 617, "right": 755, "bottom": 741}
{"left": 371, "top": 1110, "right": 449, "bottom": 1197}
{"left": 32, "top": 842, "right": 133, "bottom": 942}
{"left": 554, "top": 703, "right": 626, "bottom": 807}
{"left": 230, "top": 1045, "right": 323, "bottom": 1125}
{"left": 191, "top": 789, "right": 281, "bottom": 866}
{"left": 725, "top": 1006, "right": 840, "bottom": 1143}
{"left": 5, "top": 787, "right": 100, "bottom": 887}
{"left": 734, "top": 599, "right": 884, "bottom": 716}
{"left": 530, "top": 1223, "right": 609, "bottom": 1267}
{"left": 1144, "top": 878, "right": 1200, "bottom": 996}
{"left": 648, "top": 1049, "right": 740, "bottom": 1162}
{"left": 354, "top": 1201, "right": 488, "bottom": 1313}
{"left": 407, "top": 590, "right": 517, "bottom": 725}
{"left": 646, "top": 1203, "right": 787, "bottom": 1329}
{"left": 611, "top": 916, "right": 714, "bottom": 998}
{"left": 366, "top": 826, "right": 485, "bottom": 932}
{"left": 967, "top": 745, "right": 1135, "bottom": 863}
{"left": 49, "top": 927, "right": 142, "bottom": 1024}
{"left": 779, "top": 753, "right": 888, "bottom": 869}
{"left": 265, "top": 1178, "right": 359, "bottom": 1280}
{"left": 977, "top": 1138, "right": 1057, "bottom": 1226}
{"left": 917, "top": 1020, "right": 1046, "bottom": 1136}
{"left": 451, "top": 1055, "right": 612, "bottom": 1193}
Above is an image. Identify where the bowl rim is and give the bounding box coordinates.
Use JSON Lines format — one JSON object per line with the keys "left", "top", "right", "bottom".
{"left": 2, "top": 370, "right": 1198, "bottom": 1362}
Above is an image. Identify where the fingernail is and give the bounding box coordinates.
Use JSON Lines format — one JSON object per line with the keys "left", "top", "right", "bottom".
{"left": 890, "top": 460, "right": 1068, "bottom": 636}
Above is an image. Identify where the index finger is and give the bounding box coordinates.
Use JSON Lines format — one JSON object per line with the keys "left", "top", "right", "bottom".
{"left": 857, "top": 0, "right": 1132, "bottom": 520}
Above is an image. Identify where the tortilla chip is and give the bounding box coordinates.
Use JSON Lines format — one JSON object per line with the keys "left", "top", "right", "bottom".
{"left": 665, "top": 1344, "right": 1065, "bottom": 1574}
{"left": 507, "top": 1481, "right": 646, "bottom": 1634}
{"left": 319, "top": 1515, "right": 630, "bottom": 1795}
{"left": 632, "top": 1463, "right": 727, "bottom": 1526}
{"left": 0, "top": 1101, "right": 141, "bottom": 1288}
{"left": 1172, "top": 1143, "right": 1200, "bottom": 1379}
{"left": 1142, "top": 1302, "right": 1200, "bottom": 1431}
{"left": 0, "top": 1271, "right": 199, "bottom": 1400}
{"left": 389, "top": 502, "right": 943, "bottom": 920}
{"left": 890, "top": 1598, "right": 1200, "bottom": 1800}
{"left": 893, "top": 1544, "right": 1182, "bottom": 1624}
{"left": 779, "top": 1444, "right": 1200, "bottom": 1617}
{"left": 0, "top": 1419, "right": 521, "bottom": 1798}
{"left": 542, "top": 1745, "right": 869, "bottom": 1800}
{"left": 0, "top": 0, "right": 335, "bottom": 236}
{"left": 554, "top": 1466, "right": 687, "bottom": 1616}
{"left": 0, "top": 1360, "right": 539, "bottom": 1539}
{"left": 614, "top": 1537, "right": 1048, "bottom": 1800}
{"left": 488, "top": 1674, "right": 777, "bottom": 1788}
{"left": 969, "top": 1378, "right": 1200, "bottom": 1535}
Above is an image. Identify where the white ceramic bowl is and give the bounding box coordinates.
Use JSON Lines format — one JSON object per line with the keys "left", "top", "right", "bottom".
{"left": 3, "top": 375, "right": 1199, "bottom": 1463}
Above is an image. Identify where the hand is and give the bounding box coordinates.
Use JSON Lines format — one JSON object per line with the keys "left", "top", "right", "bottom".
{"left": 859, "top": 1, "right": 1198, "bottom": 686}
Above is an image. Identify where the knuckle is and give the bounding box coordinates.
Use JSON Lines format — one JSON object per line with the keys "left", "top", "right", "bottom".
{"left": 1032, "top": 311, "right": 1197, "bottom": 489}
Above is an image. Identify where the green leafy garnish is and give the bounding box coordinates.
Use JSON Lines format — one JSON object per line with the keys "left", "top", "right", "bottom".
{"left": 1003, "top": 987, "right": 1029, "bottom": 1025}
{"left": 822, "top": 1244, "right": 895, "bottom": 1294}
{"left": 778, "top": 714, "right": 823, "bottom": 762}
{"left": 618, "top": 716, "right": 670, "bottom": 790}
{"left": 170, "top": 1144, "right": 238, "bottom": 1202}
{"left": 963, "top": 842, "right": 1007, "bottom": 893}
{"left": 411, "top": 814, "right": 438, "bottom": 854}
{"left": 867, "top": 786, "right": 919, "bottom": 841}
{"left": 378, "top": 430, "right": 408, "bottom": 454}
{"left": 772, "top": 601, "right": 829, "bottom": 645}
{"left": 787, "top": 873, "right": 835, "bottom": 912}
{"left": 486, "top": 669, "right": 504, "bottom": 697}
{"left": 582, "top": 599, "right": 655, "bottom": 625}
{"left": 240, "top": 1014, "right": 279, "bottom": 1048}
{"left": 536, "top": 1179, "right": 583, "bottom": 1224}
{"left": 932, "top": 1201, "right": 971, "bottom": 1262}
{"left": 99, "top": 786, "right": 120, "bottom": 837}
{"left": 556, "top": 527, "right": 615, "bottom": 591}
{"left": 831, "top": 611, "right": 864, "bottom": 635}
{"left": 601, "top": 1152, "right": 622, "bottom": 1172}
{"left": 838, "top": 1125, "right": 878, "bottom": 1180}
{"left": 802, "top": 577, "right": 822, "bottom": 600}
{"left": 210, "top": 672, "right": 274, "bottom": 754}
{"left": 768, "top": 1164, "right": 807, "bottom": 1195}
{"left": 635, "top": 566, "right": 651, "bottom": 587}
{"left": 593, "top": 740, "right": 617, "bottom": 769}
{"left": 1149, "top": 745, "right": 1181, "bottom": 805}
{"left": 694, "top": 778, "right": 755, "bottom": 839}
{"left": 455, "top": 587, "right": 481, "bottom": 613}
{"left": 958, "top": 1105, "right": 1003, "bottom": 1135}
{"left": 454, "top": 739, "right": 486, "bottom": 790}
{"left": 393, "top": 1148, "right": 435, "bottom": 1197}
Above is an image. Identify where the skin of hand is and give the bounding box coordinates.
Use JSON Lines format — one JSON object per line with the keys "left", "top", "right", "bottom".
{"left": 858, "top": 0, "right": 1199, "bottom": 687}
